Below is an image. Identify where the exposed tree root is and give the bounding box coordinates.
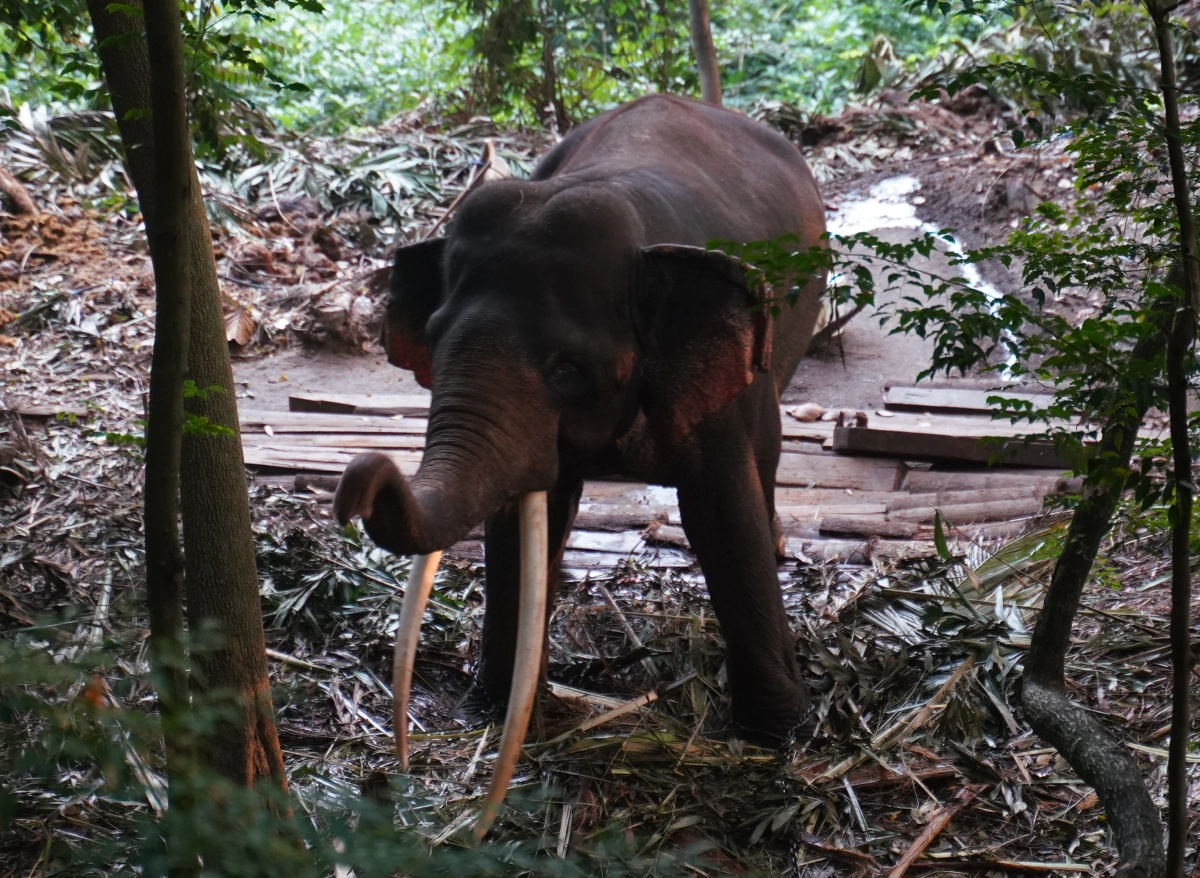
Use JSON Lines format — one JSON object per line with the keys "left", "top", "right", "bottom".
{"left": 1022, "top": 681, "right": 1164, "bottom": 878}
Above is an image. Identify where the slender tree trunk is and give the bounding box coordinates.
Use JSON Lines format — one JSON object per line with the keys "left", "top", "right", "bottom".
{"left": 88, "top": 0, "right": 286, "bottom": 790}
{"left": 687, "top": 0, "right": 721, "bottom": 105}
{"left": 538, "top": 0, "right": 568, "bottom": 132}
{"left": 134, "top": 0, "right": 192, "bottom": 798}
{"left": 1022, "top": 312, "right": 1167, "bottom": 878}
{"left": 1151, "top": 6, "right": 1197, "bottom": 875}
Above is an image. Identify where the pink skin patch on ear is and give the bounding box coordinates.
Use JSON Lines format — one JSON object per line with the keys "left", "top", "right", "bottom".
{"left": 386, "top": 322, "right": 433, "bottom": 389}
{"left": 614, "top": 349, "right": 636, "bottom": 387}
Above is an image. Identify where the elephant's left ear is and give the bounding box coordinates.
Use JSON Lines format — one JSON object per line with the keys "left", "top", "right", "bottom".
{"left": 634, "top": 244, "right": 772, "bottom": 445}
{"left": 386, "top": 238, "right": 447, "bottom": 389}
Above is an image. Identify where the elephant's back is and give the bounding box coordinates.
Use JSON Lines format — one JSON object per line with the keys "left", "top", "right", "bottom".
{"left": 535, "top": 95, "right": 827, "bottom": 391}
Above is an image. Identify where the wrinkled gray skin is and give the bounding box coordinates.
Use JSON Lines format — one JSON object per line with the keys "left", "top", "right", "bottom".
{"left": 336, "top": 94, "right": 827, "bottom": 744}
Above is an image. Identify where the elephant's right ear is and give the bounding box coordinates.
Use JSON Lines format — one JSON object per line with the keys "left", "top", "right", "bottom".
{"left": 634, "top": 245, "right": 772, "bottom": 445}
{"left": 385, "top": 238, "right": 447, "bottom": 389}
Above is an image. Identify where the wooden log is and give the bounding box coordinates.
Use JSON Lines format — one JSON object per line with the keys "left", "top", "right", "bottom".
{"left": 888, "top": 498, "right": 1046, "bottom": 524}
{"left": 819, "top": 516, "right": 918, "bottom": 539}
{"left": 6, "top": 402, "right": 90, "bottom": 418}
{"left": 574, "top": 506, "right": 671, "bottom": 531}
{"left": 883, "top": 385, "right": 1053, "bottom": 415}
{"left": 778, "top": 502, "right": 890, "bottom": 520}
{"left": 294, "top": 474, "right": 340, "bottom": 493}
{"left": 645, "top": 521, "right": 690, "bottom": 549}
{"left": 884, "top": 486, "right": 1051, "bottom": 510}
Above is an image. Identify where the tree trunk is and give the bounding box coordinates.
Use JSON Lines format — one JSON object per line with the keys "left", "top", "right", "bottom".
{"left": 1151, "top": 7, "right": 1197, "bottom": 875}
{"left": 1021, "top": 311, "right": 1168, "bottom": 878}
{"left": 88, "top": 0, "right": 286, "bottom": 790}
{"left": 687, "top": 0, "right": 721, "bottom": 105}
{"left": 538, "top": 0, "right": 569, "bottom": 132}
{"left": 134, "top": 0, "right": 192, "bottom": 803}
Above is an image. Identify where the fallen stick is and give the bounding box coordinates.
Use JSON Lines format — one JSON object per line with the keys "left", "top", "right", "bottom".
{"left": 887, "top": 785, "right": 984, "bottom": 878}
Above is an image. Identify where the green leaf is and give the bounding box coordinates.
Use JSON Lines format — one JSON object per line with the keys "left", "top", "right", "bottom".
{"left": 933, "top": 513, "right": 951, "bottom": 561}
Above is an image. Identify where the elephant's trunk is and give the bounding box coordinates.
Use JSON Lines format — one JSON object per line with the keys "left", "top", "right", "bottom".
{"left": 334, "top": 376, "right": 558, "bottom": 557}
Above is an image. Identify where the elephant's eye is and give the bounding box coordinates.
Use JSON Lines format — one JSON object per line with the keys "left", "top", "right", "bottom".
{"left": 547, "top": 358, "right": 592, "bottom": 401}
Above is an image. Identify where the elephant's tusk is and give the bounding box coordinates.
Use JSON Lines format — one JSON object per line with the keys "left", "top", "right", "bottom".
{"left": 393, "top": 550, "right": 443, "bottom": 772}
{"left": 472, "top": 491, "right": 547, "bottom": 840}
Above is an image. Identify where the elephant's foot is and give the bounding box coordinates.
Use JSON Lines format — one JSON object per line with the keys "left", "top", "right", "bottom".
{"left": 453, "top": 680, "right": 508, "bottom": 728}
{"left": 730, "top": 680, "right": 811, "bottom": 749}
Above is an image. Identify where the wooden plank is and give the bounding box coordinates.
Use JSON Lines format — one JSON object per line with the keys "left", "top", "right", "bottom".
{"left": 566, "top": 530, "right": 645, "bottom": 553}
{"left": 243, "top": 432, "right": 426, "bottom": 450}
{"left": 781, "top": 418, "right": 835, "bottom": 441}
{"left": 885, "top": 486, "right": 1053, "bottom": 510}
{"left": 834, "top": 423, "right": 1067, "bottom": 468}
{"left": 241, "top": 409, "right": 427, "bottom": 433}
{"left": 883, "top": 385, "right": 1054, "bottom": 414}
{"left": 902, "top": 469, "right": 1065, "bottom": 493}
{"left": 839, "top": 410, "right": 1080, "bottom": 439}
{"left": 289, "top": 392, "right": 431, "bottom": 415}
{"left": 779, "top": 502, "right": 890, "bottom": 520}
{"left": 777, "top": 451, "right": 903, "bottom": 491}
{"left": 242, "top": 447, "right": 420, "bottom": 474}
{"left": 562, "top": 548, "right": 693, "bottom": 569}
{"left": 775, "top": 487, "right": 903, "bottom": 506}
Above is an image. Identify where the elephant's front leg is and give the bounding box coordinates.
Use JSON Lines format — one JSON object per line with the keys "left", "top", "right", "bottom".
{"left": 676, "top": 438, "right": 808, "bottom": 745}
{"left": 478, "top": 480, "right": 583, "bottom": 704}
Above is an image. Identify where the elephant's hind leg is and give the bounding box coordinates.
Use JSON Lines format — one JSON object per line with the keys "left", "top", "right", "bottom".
{"left": 477, "top": 480, "right": 583, "bottom": 705}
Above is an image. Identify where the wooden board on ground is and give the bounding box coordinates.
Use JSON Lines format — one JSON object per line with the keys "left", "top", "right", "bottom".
{"left": 242, "top": 409, "right": 427, "bottom": 434}
{"left": 777, "top": 451, "right": 903, "bottom": 491}
{"left": 289, "top": 392, "right": 432, "bottom": 416}
{"left": 833, "top": 421, "right": 1067, "bottom": 468}
{"left": 883, "top": 385, "right": 1054, "bottom": 415}
{"left": 901, "top": 468, "right": 1065, "bottom": 493}
{"left": 237, "top": 393, "right": 1080, "bottom": 573}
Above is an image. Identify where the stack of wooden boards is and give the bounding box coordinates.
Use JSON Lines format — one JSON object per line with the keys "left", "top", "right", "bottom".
{"left": 241, "top": 385, "right": 1078, "bottom": 572}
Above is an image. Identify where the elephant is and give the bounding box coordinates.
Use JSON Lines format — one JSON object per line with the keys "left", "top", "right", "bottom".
{"left": 334, "top": 93, "right": 827, "bottom": 835}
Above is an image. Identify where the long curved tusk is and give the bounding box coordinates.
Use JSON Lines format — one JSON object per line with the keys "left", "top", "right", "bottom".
{"left": 393, "top": 550, "right": 443, "bottom": 772}
{"left": 473, "top": 491, "right": 548, "bottom": 840}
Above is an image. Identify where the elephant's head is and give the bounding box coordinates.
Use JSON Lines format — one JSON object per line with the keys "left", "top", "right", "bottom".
{"left": 335, "top": 180, "right": 773, "bottom": 557}
{"left": 333, "top": 179, "right": 772, "bottom": 837}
